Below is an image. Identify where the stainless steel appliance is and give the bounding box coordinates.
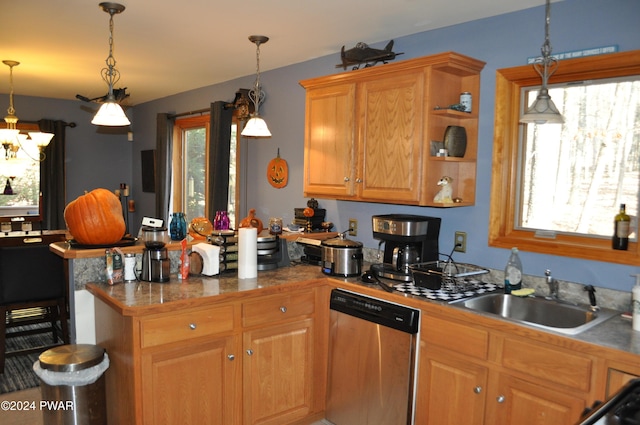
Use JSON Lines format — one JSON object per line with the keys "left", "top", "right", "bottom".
{"left": 326, "top": 289, "right": 420, "bottom": 425}
{"left": 321, "top": 233, "right": 363, "bottom": 277}
{"left": 140, "top": 226, "right": 170, "bottom": 282}
{"left": 578, "top": 378, "right": 640, "bottom": 424}
{"left": 370, "top": 214, "right": 441, "bottom": 281}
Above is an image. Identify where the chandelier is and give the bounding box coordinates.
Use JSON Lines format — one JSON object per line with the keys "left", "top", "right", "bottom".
{"left": 520, "top": 0, "right": 564, "bottom": 124}
{"left": 91, "top": 2, "right": 131, "bottom": 126}
{"left": 0, "top": 60, "right": 53, "bottom": 162}
{"left": 241, "top": 35, "right": 272, "bottom": 138}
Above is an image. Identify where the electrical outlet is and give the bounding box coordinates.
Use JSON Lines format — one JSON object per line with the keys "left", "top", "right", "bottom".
{"left": 454, "top": 231, "right": 467, "bottom": 253}
{"left": 348, "top": 218, "right": 358, "bottom": 236}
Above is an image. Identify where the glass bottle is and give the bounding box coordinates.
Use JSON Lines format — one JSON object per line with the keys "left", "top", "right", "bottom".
{"left": 613, "top": 204, "right": 630, "bottom": 251}
{"left": 504, "top": 247, "right": 523, "bottom": 294}
{"left": 219, "top": 211, "right": 230, "bottom": 230}
{"left": 170, "top": 212, "right": 187, "bottom": 241}
{"left": 213, "top": 211, "right": 222, "bottom": 230}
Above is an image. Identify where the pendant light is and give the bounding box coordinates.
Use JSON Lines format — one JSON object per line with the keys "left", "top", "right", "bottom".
{"left": 91, "top": 2, "right": 131, "bottom": 127}
{"left": 0, "top": 60, "right": 53, "bottom": 162}
{"left": 241, "top": 35, "right": 272, "bottom": 138}
{"left": 520, "top": 0, "right": 564, "bottom": 125}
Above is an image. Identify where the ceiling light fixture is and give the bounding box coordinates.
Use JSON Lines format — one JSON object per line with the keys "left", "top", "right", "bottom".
{"left": 520, "top": 0, "right": 564, "bottom": 125}
{"left": 91, "top": 2, "right": 131, "bottom": 127}
{"left": 0, "top": 60, "right": 53, "bottom": 162}
{"left": 241, "top": 35, "right": 272, "bottom": 138}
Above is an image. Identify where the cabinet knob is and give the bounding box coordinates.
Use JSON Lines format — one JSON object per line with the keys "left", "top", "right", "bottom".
{"left": 344, "top": 177, "right": 350, "bottom": 182}
{"left": 355, "top": 178, "right": 363, "bottom": 183}
{"left": 496, "top": 395, "right": 506, "bottom": 403}
{"left": 473, "top": 386, "right": 482, "bottom": 394}
{"left": 280, "top": 306, "right": 287, "bottom": 313}
{"left": 189, "top": 323, "right": 197, "bottom": 330}
{"left": 246, "top": 349, "right": 254, "bottom": 356}
{"left": 227, "top": 354, "right": 235, "bottom": 361}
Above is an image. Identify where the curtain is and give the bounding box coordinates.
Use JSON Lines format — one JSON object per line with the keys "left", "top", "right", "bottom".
{"left": 38, "top": 119, "right": 66, "bottom": 230}
{"left": 207, "top": 101, "right": 233, "bottom": 219}
{"left": 155, "top": 113, "right": 173, "bottom": 224}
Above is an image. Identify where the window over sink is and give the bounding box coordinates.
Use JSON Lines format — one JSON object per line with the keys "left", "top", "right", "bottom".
{"left": 489, "top": 50, "right": 640, "bottom": 265}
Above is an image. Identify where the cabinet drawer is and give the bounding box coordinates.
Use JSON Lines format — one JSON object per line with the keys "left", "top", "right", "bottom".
{"left": 242, "top": 290, "right": 315, "bottom": 327}
{"left": 423, "top": 315, "right": 489, "bottom": 360}
{"left": 501, "top": 337, "right": 592, "bottom": 392}
{"left": 141, "top": 305, "right": 234, "bottom": 348}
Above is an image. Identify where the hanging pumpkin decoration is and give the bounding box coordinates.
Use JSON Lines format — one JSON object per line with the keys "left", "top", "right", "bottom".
{"left": 266, "top": 148, "right": 288, "bottom": 188}
{"left": 63, "top": 188, "right": 126, "bottom": 245}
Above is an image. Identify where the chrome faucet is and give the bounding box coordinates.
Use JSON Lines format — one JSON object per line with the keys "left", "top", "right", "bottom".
{"left": 545, "top": 269, "right": 559, "bottom": 300}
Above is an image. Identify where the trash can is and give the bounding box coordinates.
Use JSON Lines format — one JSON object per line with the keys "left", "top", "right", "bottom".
{"left": 34, "top": 344, "right": 109, "bottom": 425}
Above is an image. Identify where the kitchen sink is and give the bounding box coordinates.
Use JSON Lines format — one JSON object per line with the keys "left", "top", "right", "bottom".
{"left": 449, "top": 293, "right": 618, "bottom": 335}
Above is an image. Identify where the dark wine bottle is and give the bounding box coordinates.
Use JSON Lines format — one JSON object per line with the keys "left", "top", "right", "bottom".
{"left": 613, "top": 203, "right": 630, "bottom": 250}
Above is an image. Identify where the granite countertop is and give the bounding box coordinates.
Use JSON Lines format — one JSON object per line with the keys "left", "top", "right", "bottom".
{"left": 87, "top": 262, "right": 640, "bottom": 358}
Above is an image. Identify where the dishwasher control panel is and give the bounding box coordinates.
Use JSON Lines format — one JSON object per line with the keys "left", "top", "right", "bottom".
{"left": 330, "top": 289, "right": 419, "bottom": 334}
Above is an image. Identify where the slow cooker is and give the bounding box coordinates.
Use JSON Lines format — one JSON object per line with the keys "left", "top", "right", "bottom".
{"left": 321, "top": 233, "right": 363, "bottom": 277}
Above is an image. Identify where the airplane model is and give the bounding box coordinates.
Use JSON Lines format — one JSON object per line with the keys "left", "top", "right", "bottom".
{"left": 75, "top": 87, "right": 130, "bottom": 103}
{"left": 336, "top": 40, "right": 404, "bottom": 70}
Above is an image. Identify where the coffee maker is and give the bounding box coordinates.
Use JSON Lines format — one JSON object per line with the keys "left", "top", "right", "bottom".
{"left": 370, "top": 214, "right": 441, "bottom": 281}
{"left": 141, "top": 226, "right": 170, "bottom": 282}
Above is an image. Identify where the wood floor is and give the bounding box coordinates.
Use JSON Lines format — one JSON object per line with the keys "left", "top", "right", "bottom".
{"left": 0, "top": 387, "right": 43, "bottom": 425}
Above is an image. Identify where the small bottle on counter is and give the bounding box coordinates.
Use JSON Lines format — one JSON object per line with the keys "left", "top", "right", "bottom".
{"left": 632, "top": 274, "right": 640, "bottom": 331}
{"left": 504, "top": 247, "right": 523, "bottom": 294}
{"left": 613, "top": 203, "right": 630, "bottom": 250}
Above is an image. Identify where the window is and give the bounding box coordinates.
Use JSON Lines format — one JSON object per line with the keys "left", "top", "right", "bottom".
{"left": 489, "top": 50, "right": 640, "bottom": 265}
{"left": 172, "top": 115, "right": 238, "bottom": 227}
{"left": 0, "top": 122, "right": 41, "bottom": 218}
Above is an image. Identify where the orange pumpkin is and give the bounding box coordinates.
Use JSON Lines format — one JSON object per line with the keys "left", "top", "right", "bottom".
{"left": 266, "top": 151, "right": 288, "bottom": 188}
{"left": 64, "top": 188, "right": 126, "bottom": 245}
{"left": 303, "top": 207, "right": 315, "bottom": 217}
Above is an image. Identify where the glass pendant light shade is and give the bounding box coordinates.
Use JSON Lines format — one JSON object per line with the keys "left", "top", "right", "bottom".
{"left": 28, "top": 132, "right": 54, "bottom": 147}
{"left": 241, "top": 115, "right": 272, "bottom": 137}
{"left": 91, "top": 101, "right": 131, "bottom": 126}
{"left": 0, "top": 129, "right": 19, "bottom": 144}
{"left": 520, "top": 89, "right": 564, "bottom": 124}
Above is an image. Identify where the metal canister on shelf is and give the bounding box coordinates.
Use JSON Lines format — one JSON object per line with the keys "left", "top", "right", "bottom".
{"left": 124, "top": 253, "right": 137, "bottom": 282}
{"left": 460, "top": 92, "right": 472, "bottom": 112}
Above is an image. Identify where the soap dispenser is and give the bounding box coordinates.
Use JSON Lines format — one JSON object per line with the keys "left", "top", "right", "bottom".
{"left": 632, "top": 274, "right": 640, "bottom": 331}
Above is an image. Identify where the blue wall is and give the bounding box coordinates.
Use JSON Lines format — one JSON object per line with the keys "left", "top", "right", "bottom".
{"left": 4, "top": 0, "right": 639, "bottom": 291}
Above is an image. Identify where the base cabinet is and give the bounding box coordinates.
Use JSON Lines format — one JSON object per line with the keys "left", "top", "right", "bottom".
{"left": 416, "top": 313, "right": 590, "bottom": 425}
{"left": 142, "top": 336, "right": 240, "bottom": 425}
{"left": 95, "top": 287, "right": 322, "bottom": 425}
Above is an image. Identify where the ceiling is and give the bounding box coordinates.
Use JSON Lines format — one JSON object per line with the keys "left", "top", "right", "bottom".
{"left": 1, "top": 0, "right": 549, "bottom": 106}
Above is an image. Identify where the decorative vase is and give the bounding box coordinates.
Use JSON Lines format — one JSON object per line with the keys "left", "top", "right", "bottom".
{"left": 443, "top": 125, "right": 467, "bottom": 158}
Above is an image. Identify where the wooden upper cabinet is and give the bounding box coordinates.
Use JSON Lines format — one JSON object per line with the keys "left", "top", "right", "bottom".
{"left": 300, "top": 51, "right": 485, "bottom": 207}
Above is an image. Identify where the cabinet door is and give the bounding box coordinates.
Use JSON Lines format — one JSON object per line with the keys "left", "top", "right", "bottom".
{"left": 141, "top": 336, "right": 239, "bottom": 425}
{"left": 303, "top": 84, "right": 356, "bottom": 197}
{"left": 357, "top": 71, "right": 424, "bottom": 203}
{"left": 243, "top": 318, "right": 315, "bottom": 425}
{"left": 487, "top": 373, "right": 585, "bottom": 425}
{"left": 416, "top": 348, "right": 487, "bottom": 425}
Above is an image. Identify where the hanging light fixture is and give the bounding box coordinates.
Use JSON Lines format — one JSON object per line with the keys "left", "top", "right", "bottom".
{"left": 0, "top": 60, "right": 53, "bottom": 162}
{"left": 91, "top": 2, "right": 131, "bottom": 127}
{"left": 520, "top": 0, "right": 564, "bottom": 125}
{"left": 241, "top": 35, "right": 272, "bottom": 138}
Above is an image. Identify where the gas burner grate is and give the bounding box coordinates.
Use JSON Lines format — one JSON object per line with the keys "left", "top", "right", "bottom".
{"left": 393, "top": 281, "right": 500, "bottom": 302}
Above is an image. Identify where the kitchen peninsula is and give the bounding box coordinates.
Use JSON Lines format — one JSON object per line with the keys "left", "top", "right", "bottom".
{"left": 86, "top": 260, "right": 640, "bottom": 425}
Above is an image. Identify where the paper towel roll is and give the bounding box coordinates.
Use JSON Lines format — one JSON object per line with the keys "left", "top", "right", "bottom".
{"left": 238, "top": 227, "right": 258, "bottom": 279}
{"left": 192, "top": 243, "right": 220, "bottom": 276}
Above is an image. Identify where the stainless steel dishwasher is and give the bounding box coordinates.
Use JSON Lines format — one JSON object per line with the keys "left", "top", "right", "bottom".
{"left": 325, "top": 288, "right": 420, "bottom": 425}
